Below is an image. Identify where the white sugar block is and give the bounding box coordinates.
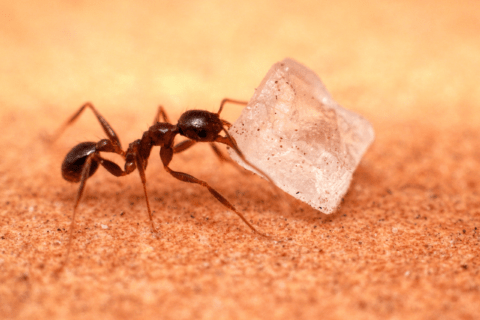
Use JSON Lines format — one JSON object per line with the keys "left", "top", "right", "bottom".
{"left": 228, "top": 58, "right": 374, "bottom": 213}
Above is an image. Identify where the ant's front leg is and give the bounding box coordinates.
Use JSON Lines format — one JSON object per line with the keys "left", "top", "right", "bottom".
{"left": 50, "top": 102, "right": 124, "bottom": 156}
{"left": 173, "top": 139, "right": 241, "bottom": 169}
{"left": 208, "top": 143, "right": 236, "bottom": 164}
{"left": 173, "top": 139, "right": 197, "bottom": 153}
{"left": 215, "top": 130, "right": 281, "bottom": 192}
{"left": 159, "top": 146, "right": 268, "bottom": 237}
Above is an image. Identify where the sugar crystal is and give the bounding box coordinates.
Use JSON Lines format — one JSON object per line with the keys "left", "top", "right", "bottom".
{"left": 228, "top": 58, "right": 374, "bottom": 213}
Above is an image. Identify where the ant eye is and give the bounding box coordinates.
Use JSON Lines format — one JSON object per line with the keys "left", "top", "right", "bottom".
{"left": 197, "top": 129, "right": 207, "bottom": 138}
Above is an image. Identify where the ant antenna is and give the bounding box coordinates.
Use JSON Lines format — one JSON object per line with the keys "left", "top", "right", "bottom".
{"left": 217, "top": 98, "right": 248, "bottom": 116}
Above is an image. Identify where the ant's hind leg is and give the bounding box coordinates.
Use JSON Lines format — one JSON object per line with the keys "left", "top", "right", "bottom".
{"left": 97, "top": 157, "right": 127, "bottom": 177}
{"left": 50, "top": 102, "right": 124, "bottom": 154}
{"left": 153, "top": 106, "right": 170, "bottom": 124}
{"left": 62, "top": 154, "right": 95, "bottom": 269}
{"left": 160, "top": 147, "right": 268, "bottom": 237}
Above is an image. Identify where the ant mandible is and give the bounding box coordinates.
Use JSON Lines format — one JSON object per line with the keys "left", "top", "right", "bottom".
{"left": 52, "top": 99, "right": 276, "bottom": 265}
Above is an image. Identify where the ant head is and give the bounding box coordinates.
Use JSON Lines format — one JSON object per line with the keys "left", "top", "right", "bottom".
{"left": 177, "top": 110, "right": 223, "bottom": 142}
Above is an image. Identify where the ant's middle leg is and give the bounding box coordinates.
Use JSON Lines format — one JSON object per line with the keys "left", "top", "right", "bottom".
{"left": 160, "top": 147, "right": 268, "bottom": 237}
{"left": 123, "top": 142, "right": 157, "bottom": 233}
{"left": 134, "top": 152, "right": 156, "bottom": 233}
{"left": 152, "top": 105, "right": 170, "bottom": 124}
{"left": 50, "top": 102, "right": 124, "bottom": 155}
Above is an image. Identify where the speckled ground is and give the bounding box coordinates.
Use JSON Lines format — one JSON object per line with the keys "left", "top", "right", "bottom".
{"left": 1, "top": 1, "right": 479, "bottom": 319}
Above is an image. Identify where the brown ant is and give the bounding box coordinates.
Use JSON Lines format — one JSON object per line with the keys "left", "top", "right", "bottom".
{"left": 52, "top": 99, "right": 276, "bottom": 266}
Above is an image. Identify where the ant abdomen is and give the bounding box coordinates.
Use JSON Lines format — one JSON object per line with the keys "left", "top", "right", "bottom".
{"left": 61, "top": 142, "right": 99, "bottom": 182}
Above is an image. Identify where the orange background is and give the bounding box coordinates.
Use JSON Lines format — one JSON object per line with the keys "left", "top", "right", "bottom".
{"left": 1, "top": 1, "right": 479, "bottom": 319}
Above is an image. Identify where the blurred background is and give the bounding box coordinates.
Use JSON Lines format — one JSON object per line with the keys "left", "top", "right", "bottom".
{"left": 1, "top": 1, "right": 480, "bottom": 319}
{"left": 1, "top": 0, "right": 479, "bottom": 127}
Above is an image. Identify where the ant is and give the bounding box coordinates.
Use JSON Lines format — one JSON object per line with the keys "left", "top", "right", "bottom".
{"left": 52, "top": 99, "right": 277, "bottom": 266}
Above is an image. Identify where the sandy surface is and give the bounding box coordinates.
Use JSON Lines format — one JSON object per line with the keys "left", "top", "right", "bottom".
{"left": 1, "top": 1, "right": 479, "bottom": 319}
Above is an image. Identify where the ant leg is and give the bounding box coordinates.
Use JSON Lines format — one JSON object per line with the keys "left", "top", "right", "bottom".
{"left": 221, "top": 119, "right": 232, "bottom": 129}
{"left": 160, "top": 147, "right": 269, "bottom": 237}
{"left": 217, "top": 98, "right": 248, "bottom": 116}
{"left": 152, "top": 105, "right": 170, "bottom": 124}
{"left": 97, "top": 157, "right": 127, "bottom": 177}
{"left": 216, "top": 129, "right": 293, "bottom": 213}
{"left": 173, "top": 139, "right": 197, "bottom": 154}
{"left": 209, "top": 143, "right": 248, "bottom": 173}
{"left": 173, "top": 139, "right": 227, "bottom": 161}
{"left": 62, "top": 154, "right": 95, "bottom": 269}
{"left": 133, "top": 152, "right": 156, "bottom": 233}
{"left": 173, "top": 139, "right": 242, "bottom": 170}
{"left": 215, "top": 130, "right": 278, "bottom": 188}
{"left": 173, "top": 140, "right": 222, "bottom": 160}
{"left": 50, "top": 102, "right": 124, "bottom": 155}
{"left": 209, "top": 143, "right": 231, "bottom": 163}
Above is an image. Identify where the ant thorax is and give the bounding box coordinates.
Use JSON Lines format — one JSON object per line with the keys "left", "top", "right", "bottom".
{"left": 145, "top": 122, "right": 179, "bottom": 148}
